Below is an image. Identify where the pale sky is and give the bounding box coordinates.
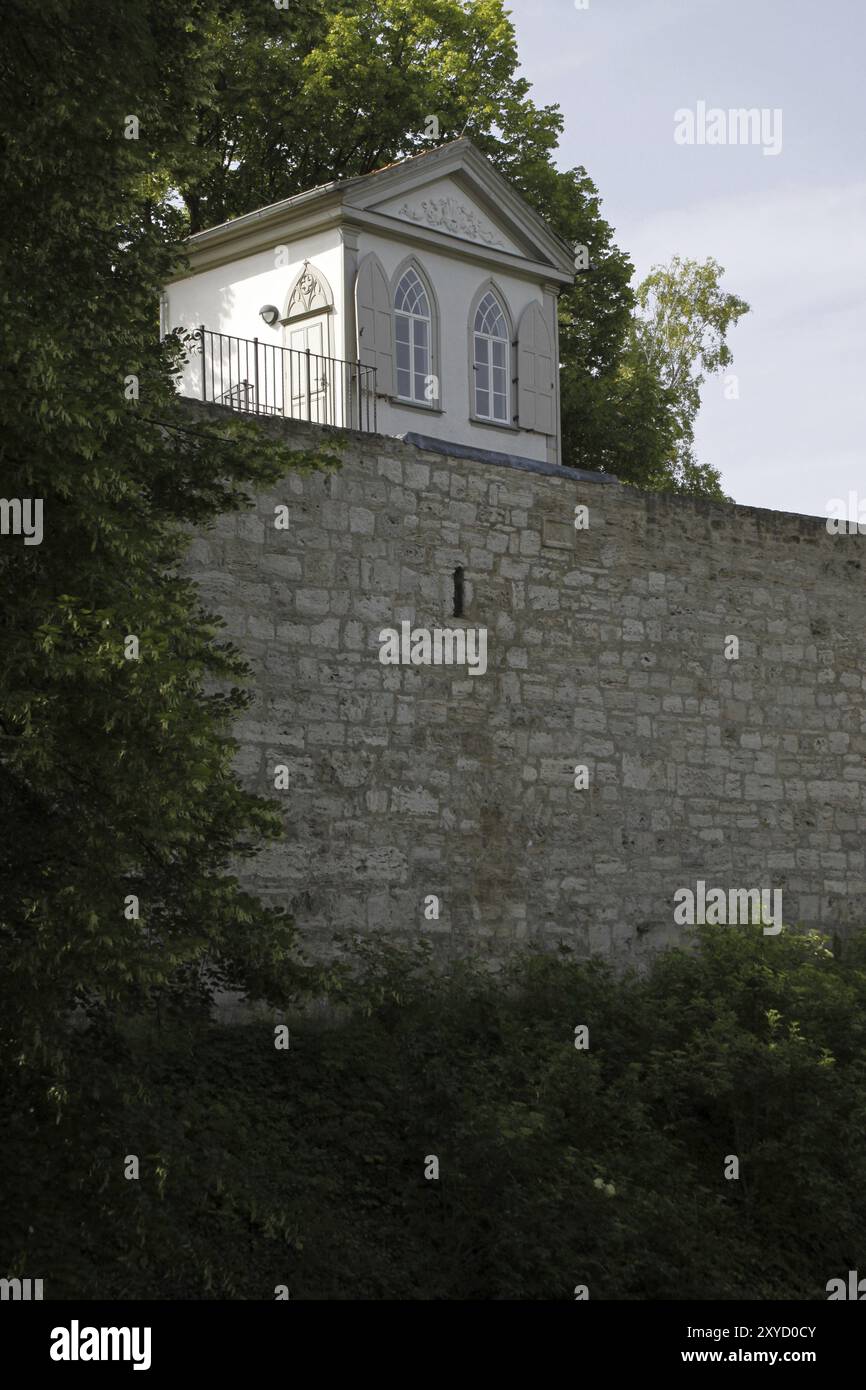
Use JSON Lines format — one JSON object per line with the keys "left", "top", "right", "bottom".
{"left": 505, "top": 0, "right": 865, "bottom": 516}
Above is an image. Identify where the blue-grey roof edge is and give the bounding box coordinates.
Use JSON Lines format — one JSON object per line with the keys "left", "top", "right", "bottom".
{"left": 398, "top": 432, "right": 619, "bottom": 484}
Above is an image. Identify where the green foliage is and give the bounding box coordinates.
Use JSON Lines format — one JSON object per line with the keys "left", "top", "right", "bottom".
{"left": 180, "top": 0, "right": 565, "bottom": 232}
{"left": 624, "top": 256, "right": 751, "bottom": 497}
{"left": 565, "top": 256, "right": 749, "bottom": 497}
{"left": 0, "top": 0, "right": 327, "bottom": 1092}
{"left": 4, "top": 925, "right": 865, "bottom": 1300}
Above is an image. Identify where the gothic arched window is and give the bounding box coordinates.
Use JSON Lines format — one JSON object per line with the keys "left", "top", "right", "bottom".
{"left": 394, "top": 266, "right": 432, "bottom": 404}
{"left": 472, "top": 290, "right": 509, "bottom": 423}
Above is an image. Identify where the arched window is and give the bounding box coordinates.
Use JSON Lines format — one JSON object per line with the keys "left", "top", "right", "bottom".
{"left": 473, "top": 290, "right": 510, "bottom": 423}
{"left": 394, "top": 267, "right": 432, "bottom": 403}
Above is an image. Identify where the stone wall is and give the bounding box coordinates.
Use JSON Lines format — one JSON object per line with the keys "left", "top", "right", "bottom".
{"left": 185, "top": 403, "right": 866, "bottom": 965}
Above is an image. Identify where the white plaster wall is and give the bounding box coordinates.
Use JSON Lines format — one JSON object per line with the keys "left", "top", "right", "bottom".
{"left": 356, "top": 227, "right": 551, "bottom": 462}
{"left": 166, "top": 230, "right": 345, "bottom": 404}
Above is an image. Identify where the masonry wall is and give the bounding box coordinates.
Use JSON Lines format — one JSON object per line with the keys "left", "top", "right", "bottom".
{"left": 186, "top": 403, "right": 866, "bottom": 966}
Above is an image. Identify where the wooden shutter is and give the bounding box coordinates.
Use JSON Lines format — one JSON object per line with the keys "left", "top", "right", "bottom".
{"left": 517, "top": 301, "right": 555, "bottom": 434}
{"left": 355, "top": 253, "right": 394, "bottom": 396}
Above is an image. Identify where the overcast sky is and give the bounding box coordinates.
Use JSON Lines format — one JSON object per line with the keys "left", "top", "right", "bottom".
{"left": 505, "top": 0, "right": 865, "bottom": 517}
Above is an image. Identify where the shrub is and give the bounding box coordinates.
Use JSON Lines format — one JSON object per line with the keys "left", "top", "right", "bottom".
{"left": 2, "top": 924, "right": 864, "bottom": 1299}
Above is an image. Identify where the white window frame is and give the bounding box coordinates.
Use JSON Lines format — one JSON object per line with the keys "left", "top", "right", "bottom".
{"left": 471, "top": 287, "right": 511, "bottom": 425}
{"left": 393, "top": 265, "right": 434, "bottom": 406}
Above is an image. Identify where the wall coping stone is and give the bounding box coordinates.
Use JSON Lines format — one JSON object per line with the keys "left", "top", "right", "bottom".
{"left": 179, "top": 399, "right": 862, "bottom": 542}
{"left": 398, "top": 431, "right": 619, "bottom": 484}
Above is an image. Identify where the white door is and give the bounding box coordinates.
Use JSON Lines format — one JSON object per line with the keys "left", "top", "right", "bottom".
{"left": 284, "top": 318, "right": 329, "bottom": 424}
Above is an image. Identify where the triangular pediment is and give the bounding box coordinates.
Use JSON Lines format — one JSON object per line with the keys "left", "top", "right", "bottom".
{"left": 371, "top": 177, "right": 524, "bottom": 255}
{"left": 182, "top": 139, "right": 575, "bottom": 284}
{"left": 343, "top": 140, "right": 575, "bottom": 279}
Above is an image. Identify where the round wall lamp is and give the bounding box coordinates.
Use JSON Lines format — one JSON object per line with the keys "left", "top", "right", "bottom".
{"left": 259, "top": 304, "right": 280, "bottom": 327}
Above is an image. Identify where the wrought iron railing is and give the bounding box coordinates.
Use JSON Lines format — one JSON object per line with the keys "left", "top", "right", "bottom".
{"left": 193, "top": 327, "right": 377, "bottom": 433}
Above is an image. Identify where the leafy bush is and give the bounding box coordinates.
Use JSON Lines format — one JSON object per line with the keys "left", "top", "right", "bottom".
{"left": 3, "top": 924, "right": 865, "bottom": 1300}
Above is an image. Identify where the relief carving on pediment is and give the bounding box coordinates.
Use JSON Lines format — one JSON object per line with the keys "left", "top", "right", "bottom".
{"left": 395, "top": 196, "right": 506, "bottom": 249}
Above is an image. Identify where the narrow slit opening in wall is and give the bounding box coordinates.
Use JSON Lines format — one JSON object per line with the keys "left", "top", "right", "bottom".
{"left": 453, "top": 566, "right": 465, "bottom": 618}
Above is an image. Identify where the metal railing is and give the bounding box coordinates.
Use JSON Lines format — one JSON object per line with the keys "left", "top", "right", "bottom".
{"left": 195, "top": 326, "right": 377, "bottom": 433}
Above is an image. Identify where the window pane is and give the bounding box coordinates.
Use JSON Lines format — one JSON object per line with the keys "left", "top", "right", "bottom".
{"left": 492, "top": 339, "right": 506, "bottom": 368}
{"left": 476, "top": 352, "right": 490, "bottom": 412}
{"left": 412, "top": 321, "right": 429, "bottom": 368}
{"left": 413, "top": 319, "right": 429, "bottom": 399}
{"left": 494, "top": 393, "right": 507, "bottom": 421}
{"left": 476, "top": 291, "right": 507, "bottom": 338}
{"left": 397, "top": 329, "right": 413, "bottom": 399}
{"left": 395, "top": 283, "right": 435, "bottom": 401}
{"left": 397, "top": 269, "right": 425, "bottom": 315}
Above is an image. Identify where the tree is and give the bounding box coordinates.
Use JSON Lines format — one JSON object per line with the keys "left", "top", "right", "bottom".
{"left": 180, "top": 0, "right": 565, "bottom": 233}
{"left": 626, "top": 256, "right": 750, "bottom": 496}
{"left": 0, "top": 0, "right": 327, "bottom": 1095}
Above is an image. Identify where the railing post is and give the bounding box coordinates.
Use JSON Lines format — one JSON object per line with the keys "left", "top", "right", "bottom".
{"left": 253, "top": 336, "right": 260, "bottom": 415}
{"left": 305, "top": 348, "right": 312, "bottom": 421}
{"left": 199, "top": 325, "right": 207, "bottom": 401}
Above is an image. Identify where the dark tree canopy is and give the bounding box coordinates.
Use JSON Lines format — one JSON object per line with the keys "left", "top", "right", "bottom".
{"left": 0, "top": 0, "right": 326, "bottom": 1089}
